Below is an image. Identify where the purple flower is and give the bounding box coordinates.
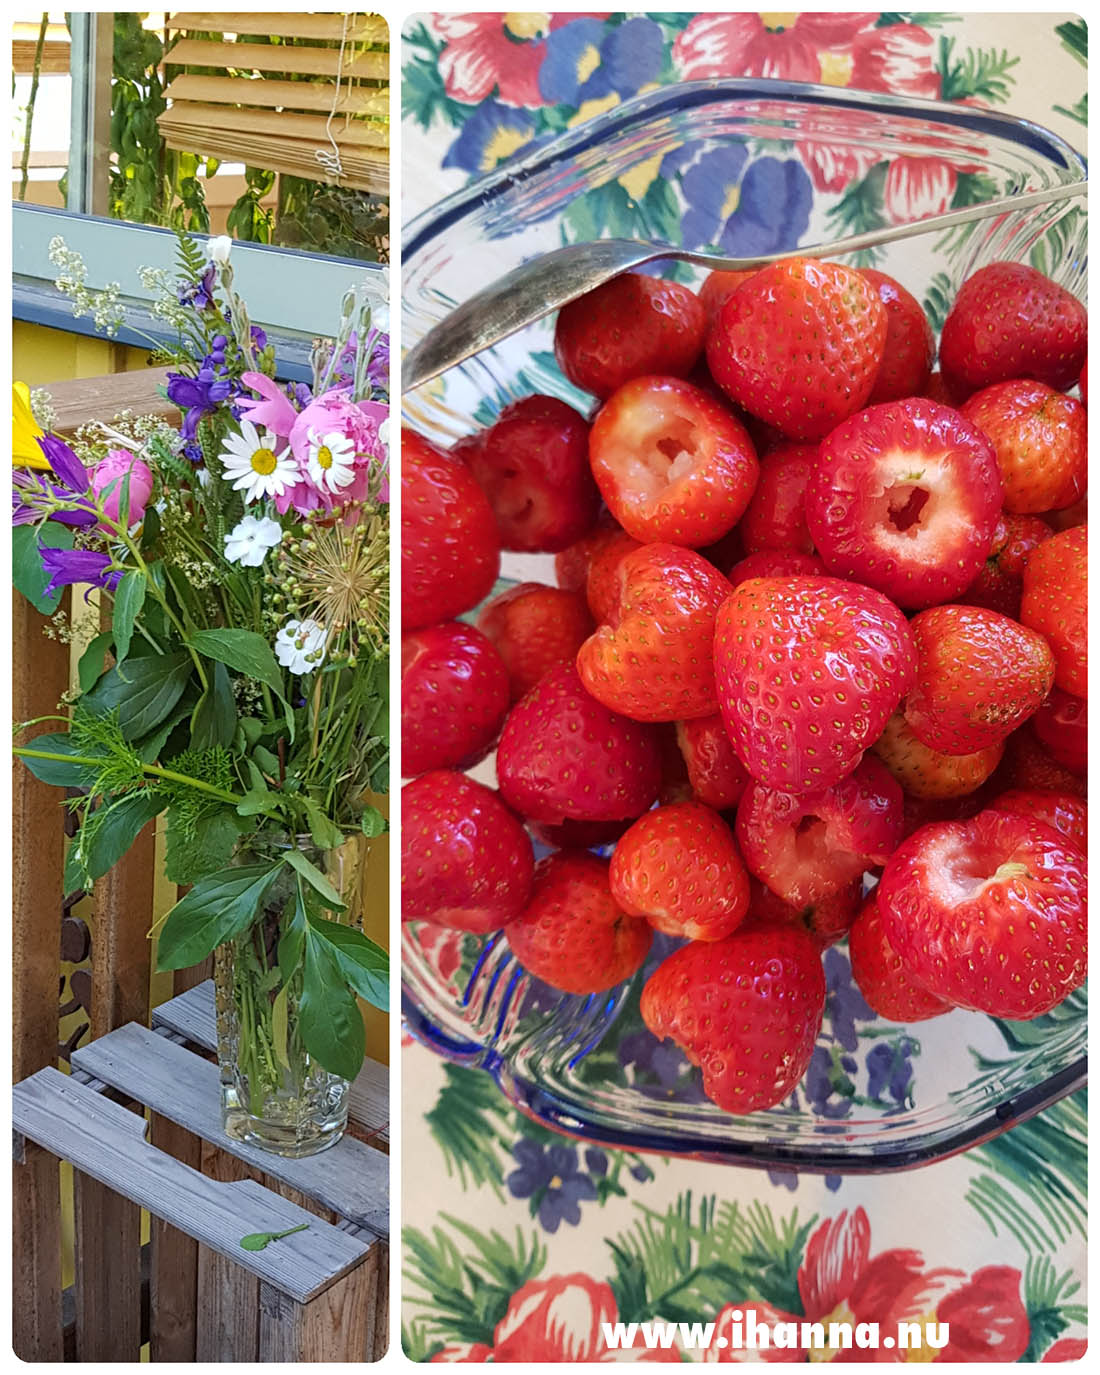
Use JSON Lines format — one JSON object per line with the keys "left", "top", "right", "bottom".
{"left": 681, "top": 149, "right": 813, "bottom": 256}
{"left": 443, "top": 101, "right": 536, "bottom": 175}
{"left": 767, "top": 1168, "right": 843, "bottom": 1194}
{"left": 177, "top": 265, "right": 216, "bottom": 310}
{"left": 506, "top": 1140, "right": 597, "bottom": 1233}
{"left": 166, "top": 365, "right": 235, "bottom": 439}
{"left": 823, "top": 948, "right": 875, "bottom": 1053}
{"left": 539, "top": 17, "right": 663, "bottom": 105}
{"left": 866, "top": 1038, "right": 918, "bottom": 1106}
{"left": 12, "top": 437, "right": 97, "bottom": 528}
{"left": 39, "top": 547, "right": 122, "bottom": 596}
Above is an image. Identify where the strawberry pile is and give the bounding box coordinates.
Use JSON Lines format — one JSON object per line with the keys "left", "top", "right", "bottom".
{"left": 402, "top": 255, "right": 1087, "bottom": 1118}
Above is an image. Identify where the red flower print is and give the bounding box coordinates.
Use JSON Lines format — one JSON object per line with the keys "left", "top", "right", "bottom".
{"left": 848, "top": 23, "right": 942, "bottom": 99}
{"left": 1043, "top": 1338, "right": 1089, "bottom": 1361}
{"left": 412, "top": 921, "right": 465, "bottom": 988}
{"left": 429, "top": 1343, "right": 494, "bottom": 1362}
{"left": 673, "top": 13, "right": 875, "bottom": 84}
{"left": 494, "top": 1273, "right": 617, "bottom": 1362}
{"left": 435, "top": 13, "right": 551, "bottom": 108}
{"left": 883, "top": 155, "right": 958, "bottom": 222}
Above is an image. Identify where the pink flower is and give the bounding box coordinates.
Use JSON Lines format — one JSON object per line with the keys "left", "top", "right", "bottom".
{"left": 849, "top": 24, "right": 941, "bottom": 100}
{"left": 277, "top": 390, "right": 388, "bottom": 516}
{"left": 236, "top": 372, "right": 298, "bottom": 437}
{"left": 493, "top": 1274, "right": 617, "bottom": 1363}
{"left": 92, "top": 449, "right": 154, "bottom": 529}
{"left": 884, "top": 156, "right": 959, "bottom": 222}
{"left": 435, "top": 13, "right": 551, "bottom": 108}
{"left": 673, "top": 13, "right": 875, "bottom": 83}
{"left": 429, "top": 1344, "right": 494, "bottom": 1363}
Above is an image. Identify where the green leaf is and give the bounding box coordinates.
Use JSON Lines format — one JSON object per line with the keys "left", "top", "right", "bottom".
{"left": 13, "top": 523, "right": 75, "bottom": 614}
{"left": 282, "top": 848, "right": 345, "bottom": 910}
{"left": 239, "top": 1223, "right": 308, "bottom": 1251}
{"left": 16, "top": 732, "right": 100, "bottom": 787}
{"left": 191, "top": 661, "right": 237, "bottom": 750}
{"left": 302, "top": 798, "right": 344, "bottom": 851}
{"left": 156, "top": 863, "right": 282, "bottom": 970}
{"left": 111, "top": 569, "right": 146, "bottom": 664}
{"left": 299, "top": 925, "right": 365, "bottom": 1079}
{"left": 75, "top": 790, "right": 165, "bottom": 882}
{"left": 236, "top": 787, "right": 284, "bottom": 819}
{"left": 164, "top": 807, "right": 250, "bottom": 885}
{"left": 271, "top": 983, "right": 291, "bottom": 1070}
{"left": 359, "top": 805, "right": 387, "bottom": 838}
{"left": 77, "top": 631, "right": 115, "bottom": 693}
{"left": 188, "top": 628, "right": 283, "bottom": 693}
{"left": 277, "top": 883, "right": 307, "bottom": 980}
{"left": 83, "top": 650, "right": 193, "bottom": 740}
{"left": 305, "top": 911, "right": 388, "bottom": 1010}
{"left": 133, "top": 694, "right": 197, "bottom": 764}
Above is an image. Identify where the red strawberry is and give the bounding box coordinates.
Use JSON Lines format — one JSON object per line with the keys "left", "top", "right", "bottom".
{"left": 805, "top": 398, "right": 1003, "bottom": 609}
{"left": 641, "top": 925, "right": 826, "bottom": 1113}
{"left": 1020, "top": 525, "right": 1087, "bottom": 697}
{"left": 478, "top": 582, "right": 594, "bottom": 702}
{"left": 1032, "top": 687, "right": 1086, "bottom": 775}
{"left": 735, "top": 755, "right": 903, "bottom": 907}
{"left": 506, "top": 851, "right": 651, "bottom": 994}
{"left": 877, "top": 809, "right": 1087, "bottom": 1018}
{"left": 554, "top": 272, "right": 706, "bottom": 400}
{"left": 589, "top": 376, "right": 759, "bottom": 547}
{"left": 675, "top": 714, "right": 751, "bottom": 811}
{"left": 1045, "top": 495, "right": 1088, "bottom": 532}
{"left": 585, "top": 527, "right": 643, "bottom": 622}
{"left": 713, "top": 576, "right": 916, "bottom": 793}
{"left": 1080, "top": 358, "right": 1088, "bottom": 406}
{"left": 656, "top": 721, "right": 694, "bottom": 805}
{"left": 728, "top": 549, "right": 825, "bottom": 588}
{"left": 401, "top": 772, "right": 534, "bottom": 933}
{"left": 860, "top": 267, "right": 934, "bottom": 403}
{"left": 960, "top": 379, "right": 1086, "bottom": 514}
{"left": 496, "top": 663, "right": 662, "bottom": 826}
{"left": 988, "top": 788, "right": 1087, "bottom": 851}
{"left": 610, "top": 800, "right": 750, "bottom": 942}
{"left": 554, "top": 510, "right": 622, "bottom": 594}
{"left": 738, "top": 441, "right": 818, "bottom": 556}
{"left": 873, "top": 711, "right": 1003, "bottom": 800}
{"left": 706, "top": 257, "right": 887, "bottom": 441}
{"left": 402, "top": 429, "right": 500, "bottom": 630}
{"left": 746, "top": 876, "right": 862, "bottom": 950}
{"left": 903, "top": 605, "right": 1055, "bottom": 754}
{"left": 922, "top": 370, "right": 969, "bottom": 406}
{"left": 453, "top": 395, "right": 600, "bottom": 551}
{"left": 577, "top": 544, "right": 732, "bottom": 722}
{"left": 848, "top": 894, "right": 952, "bottom": 1023}
{"left": 1000, "top": 724, "right": 1087, "bottom": 798}
{"left": 401, "top": 622, "right": 510, "bottom": 777}
{"left": 527, "top": 816, "right": 632, "bottom": 852}
{"left": 939, "top": 262, "right": 1087, "bottom": 394}
{"left": 698, "top": 268, "right": 758, "bottom": 326}
{"left": 959, "top": 513, "right": 1052, "bottom": 620}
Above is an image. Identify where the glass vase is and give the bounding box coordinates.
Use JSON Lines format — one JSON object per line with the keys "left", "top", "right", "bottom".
{"left": 214, "top": 831, "right": 369, "bottom": 1157}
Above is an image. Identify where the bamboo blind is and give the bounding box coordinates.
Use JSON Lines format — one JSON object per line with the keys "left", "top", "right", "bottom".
{"left": 158, "top": 12, "right": 389, "bottom": 194}
{"left": 12, "top": 20, "right": 72, "bottom": 75}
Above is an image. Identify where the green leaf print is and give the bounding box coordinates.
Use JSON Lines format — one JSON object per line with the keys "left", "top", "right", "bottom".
{"left": 425, "top": 1063, "right": 517, "bottom": 1196}
{"left": 1054, "top": 18, "right": 1087, "bottom": 66}
{"left": 922, "top": 270, "right": 956, "bottom": 334}
{"left": 1020, "top": 1255, "right": 1088, "bottom": 1361}
{"left": 936, "top": 37, "right": 1020, "bottom": 103}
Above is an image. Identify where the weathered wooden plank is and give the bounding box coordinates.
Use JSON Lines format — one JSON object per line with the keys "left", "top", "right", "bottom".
{"left": 371, "top": 1242, "right": 390, "bottom": 1360}
{"left": 13, "top": 1068, "right": 369, "bottom": 1302}
{"left": 197, "top": 1142, "right": 261, "bottom": 1361}
{"left": 74, "top": 1022, "right": 388, "bottom": 1238}
{"left": 73, "top": 1169, "right": 142, "bottom": 1361}
{"left": 149, "top": 1113, "right": 201, "bottom": 1362}
{"left": 91, "top": 822, "right": 156, "bottom": 1038}
{"left": 258, "top": 1256, "right": 375, "bottom": 1362}
{"left": 43, "top": 369, "right": 179, "bottom": 437}
{"left": 11, "top": 1138, "right": 64, "bottom": 1362}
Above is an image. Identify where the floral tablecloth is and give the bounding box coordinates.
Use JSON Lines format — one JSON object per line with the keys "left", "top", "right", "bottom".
{"left": 401, "top": 12, "right": 1087, "bottom": 1363}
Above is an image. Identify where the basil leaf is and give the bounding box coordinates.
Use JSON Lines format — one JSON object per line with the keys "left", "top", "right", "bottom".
{"left": 299, "top": 925, "right": 365, "bottom": 1079}
{"left": 191, "top": 660, "right": 237, "bottom": 750}
{"left": 188, "top": 628, "right": 284, "bottom": 694}
{"left": 305, "top": 911, "right": 389, "bottom": 1011}
{"left": 111, "top": 570, "right": 146, "bottom": 665}
{"left": 156, "top": 864, "right": 282, "bottom": 970}
{"left": 277, "top": 881, "right": 307, "bottom": 981}
{"left": 282, "top": 847, "right": 345, "bottom": 911}
{"left": 164, "top": 807, "right": 250, "bottom": 886}
{"left": 359, "top": 805, "right": 387, "bottom": 838}
{"left": 16, "top": 732, "right": 100, "bottom": 788}
{"left": 302, "top": 799, "right": 344, "bottom": 852}
{"left": 77, "top": 630, "right": 115, "bottom": 694}
{"left": 83, "top": 650, "right": 193, "bottom": 740}
{"left": 75, "top": 790, "right": 164, "bottom": 882}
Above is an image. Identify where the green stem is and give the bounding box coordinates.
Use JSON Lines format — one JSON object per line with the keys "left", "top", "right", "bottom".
{"left": 18, "top": 14, "right": 49, "bottom": 202}
{"left": 13, "top": 746, "right": 243, "bottom": 804}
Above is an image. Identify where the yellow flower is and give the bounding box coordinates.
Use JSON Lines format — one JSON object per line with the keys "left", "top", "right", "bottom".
{"left": 13, "top": 382, "right": 50, "bottom": 470}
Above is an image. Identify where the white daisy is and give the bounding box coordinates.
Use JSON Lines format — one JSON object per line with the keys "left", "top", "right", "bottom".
{"left": 219, "top": 421, "right": 299, "bottom": 502}
{"left": 306, "top": 429, "right": 357, "bottom": 494}
{"left": 274, "top": 618, "right": 327, "bottom": 675}
{"left": 224, "top": 515, "right": 283, "bottom": 568}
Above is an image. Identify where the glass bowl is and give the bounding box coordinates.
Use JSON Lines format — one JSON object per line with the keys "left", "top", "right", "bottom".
{"left": 401, "top": 79, "right": 1087, "bottom": 1172}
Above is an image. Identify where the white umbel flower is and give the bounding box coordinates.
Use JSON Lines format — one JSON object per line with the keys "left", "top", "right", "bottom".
{"left": 207, "top": 235, "right": 233, "bottom": 265}
{"left": 377, "top": 417, "right": 390, "bottom": 454}
{"left": 219, "top": 421, "right": 299, "bottom": 502}
{"left": 305, "top": 429, "right": 357, "bottom": 494}
{"left": 275, "top": 618, "right": 327, "bottom": 675}
{"left": 224, "top": 515, "right": 283, "bottom": 567}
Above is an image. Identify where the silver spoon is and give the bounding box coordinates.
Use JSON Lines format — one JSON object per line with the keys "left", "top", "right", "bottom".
{"left": 403, "top": 180, "right": 1086, "bottom": 394}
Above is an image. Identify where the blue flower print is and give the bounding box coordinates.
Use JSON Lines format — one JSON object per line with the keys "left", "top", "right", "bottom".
{"left": 539, "top": 17, "right": 663, "bottom": 106}
{"left": 506, "top": 1139, "right": 598, "bottom": 1234}
{"left": 681, "top": 148, "right": 813, "bottom": 256}
{"left": 442, "top": 101, "right": 536, "bottom": 175}
{"left": 866, "top": 1037, "right": 919, "bottom": 1107}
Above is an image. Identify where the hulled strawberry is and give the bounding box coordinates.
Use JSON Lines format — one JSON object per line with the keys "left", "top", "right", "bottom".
{"left": 554, "top": 510, "right": 622, "bottom": 594}
{"left": 402, "top": 428, "right": 500, "bottom": 630}
{"left": 675, "top": 713, "right": 751, "bottom": 811}
{"left": 959, "top": 513, "right": 1052, "bottom": 620}
{"left": 735, "top": 755, "right": 903, "bottom": 907}
{"left": 746, "top": 876, "right": 862, "bottom": 950}
{"left": 610, "top": 801, "right": 749, "bottom": 942}
{"left": 401, "top": 772, "right": 534, "bottom": 933}
{"left": 939, "top": 262, "right": 1088, "bottom": 395}
{"left": 805, "top": 398, "right": 1003, "bottom": 609}
{"left": 860, "top": 267, "right": 935, "bottom": 403}
{"left": 1020, "top": 525, "right": 1087, "bottom": 697}
{"left": 641, "top": 925, "right": 826, "bottom": 1113}
{"left": 902, "top": 605, "right": 1055, "bottom": 754}
{"left": 577, "top": 544, "right": 732, "bottom": 722}
{"left": 585, "top": 527, "right": 643, "bottom": 623}
{"left": 506, "top": 851, "right": 652, "bottom": 994}
{"left": 496, "top": 663, "right": 662, "bottom": 826}
{"left": 738, "top": 441, "right": 818, "bottom": 556}
{"left": 713, "top": 576, "right": 916, "bottom": 793}
{"left": 1032, "top": 687, "right": 1086, "bottom": 775}
{"left": 848, "top": 894, "right": 952, "bottom": 1023}
{"left": 554, "top": 272, "right": 706, "bottom": 399}
{"left": 706, "top": 257, "right": 887, "bottom": 441}
{"left": 401, "top": 622, "right": 510, "bottom": 777}
{"left": 588, "top": 376, "right": 759, "bottom": 547}
{"left": 478, "top": 582, "right": 594, "bottom": 702}
{"left": 728, "top": 549, "right": 825, "bottom": 587}
{"left": 988, "top": 788, "right": 1087, "bottom": 851}
{"left": 960, "top": 379, "right": 1086, "bottom": 514}
{"left": 877, "top": 809, "right": 1087, "bottom": 1018}
{"left": 873, "top": 711, "right": 1004, "bottom": 800}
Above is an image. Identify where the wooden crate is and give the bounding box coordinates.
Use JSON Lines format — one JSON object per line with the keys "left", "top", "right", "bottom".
{"left": 13, "top": 982, "right": 389, "bottom": 1361}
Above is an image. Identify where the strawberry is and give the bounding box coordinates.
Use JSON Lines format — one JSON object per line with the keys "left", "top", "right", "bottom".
{"left": 959, "top": 513, "right": 1052, "bottom": 620}
{"left": 1080, "top": 358, "right": 1088, "bottom": 406}
{"left": 848, "top": 894, "right": 952, "bottom": 1023}
{"left": 401, "top": 622, "right": 510, "bottom": 777}
{"left": 876, "top": 809, "right": 1087, "bottom": 1018}
{"left": 577, "top": 544, "right": 732, "bottom": 722}
{"left": 706, "top": 257, "right": 887, "bottom": 441}
{"left": 554, "top": 510, "right": 622, "bottom": 594}
{"left": 873, "top": 711, "right": 1003, "bottom": 800}
{"left": 640, "top": 925, "right": 826, "bottom": 1113}
{"left": 728, "top": 549, "right": 825, "bottom": 587}
{"left": 527, "top": 816, "right": 632, "bottom": 852}
{"left": 656, "top": 721, "right": 694, "bottom": 805}
{"left": 1000, "top": 723, "right": 1087, "bottom": 798}
{"left": 1032, "top": 687, "right": 1086, "bottom": 775}
{"left": 698, "top": 268, "right": 758, "bottom": 326}
{"left": 675, "top": 714, "right": 751, "bottom": 811}
{"left": 505, "top": 851, "right": 651, "bottom": 994}
{"left": 735, "top": 755, "right": 903, "bottom": 907}
{"left": 453, "top": 395, "right": 600, "bottom": 551}
{"left": 746, "top": 875, "right": 862, "bottom": 950}
{"left": 860, "top": 267, "right": 934, "bottom": 403}
{"left": 960, "top": 379, "right": 1086, "bottom": 514}
{"left": 588, "top": 376, "right": 759, "bottom": 547}
{"left": 939, "top": 262, "right": 1088, "bottom": 395}
{"left": 585, "top": 527, "right": 643, "bottom": 622}
{"left": 1020, "top": 525, "right": 1087, "bottom": 697}
{"left": 554, "top": 272, "right": 706, "bottom": 400}
{"left": 1045, "top": 496, "right": 1088, "bottom": 532}
{"left": 903, "top": 605, "right": 1055, "bottom": 754}
{"left": 738, "top": 441, "right": 818, "bottom": 556}
{"left": 477, "top": 582, "right": 594, "bottom": 702}
{"left": 922, "top": 370, "right": 968, "bottom": 406}
{"left": 401, "top": 771, "right": 534, "bottom": 933}
{"left": 402, "top": 428, "right": 500, "bottom": 630}
{"left": 713, "top": 575, "right": 916, "bottom": 793}
{"left": 805, "top": 398, "right": 1003, "bottom": 609}
{"left": 988, "top": 788, "right": 1087, "bottom": 851}
{"left": 496, "top": 663, "right": 662, "bottom": 826}
{"left": 609, "top": 800, "right": 750, "bottom": 942}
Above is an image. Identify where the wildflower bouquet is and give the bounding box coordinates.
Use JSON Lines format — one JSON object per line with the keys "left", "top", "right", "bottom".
{"left": 13, "top": 234, "right": 390, "bottom": 1154}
